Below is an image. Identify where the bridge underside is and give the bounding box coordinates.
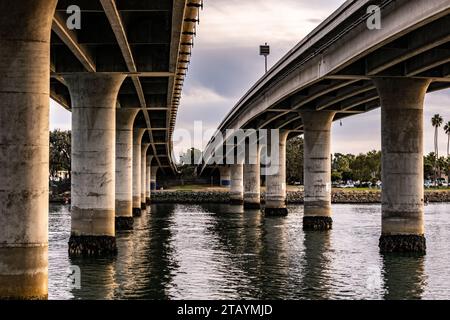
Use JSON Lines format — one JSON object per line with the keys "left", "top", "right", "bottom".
{"left": 244, "top": 13, "right": 450, "bottom": 134}
{"left": 50, "top": 0, "right": 201, "bottom": 172}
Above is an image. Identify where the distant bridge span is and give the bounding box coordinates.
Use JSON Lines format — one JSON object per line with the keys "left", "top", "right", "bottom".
{"left": 202, "top": 0, "right": 450, "bottom": 254}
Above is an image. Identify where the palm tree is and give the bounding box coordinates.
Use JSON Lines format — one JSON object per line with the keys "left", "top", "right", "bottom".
{"left": 444, "top": 121, "right": 450, "bottom": 184}
{"left": 432, "top": 114, "right": 443, "bottom": 183}
{"left": 445, "top": 121, "right": 450, "bottom": 157}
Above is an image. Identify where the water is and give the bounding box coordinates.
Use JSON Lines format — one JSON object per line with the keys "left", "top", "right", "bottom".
{"left": 48, "top": 203, "right": 450, "bottom": 300}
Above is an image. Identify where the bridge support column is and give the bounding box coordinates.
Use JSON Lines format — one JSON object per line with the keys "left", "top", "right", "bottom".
{"left": 67, "top": 73, "right": 126, "bottom": 256}
{"left": 0, "top": 0, "right": 57, "bottom": 300}
{"left": 219, "top": 165, "right": 231, "bottom": 187}
{"left": 115, "top": 109, "right": 138, "bottom": 231}
{"left": 132, "top": 129, "right": 146, "bottom": 216}
{"left": 150, "top": 166, "right": 158, "bottom": 191}
{"left": 374, "top": 78, "right": 431, "bottom": 253}
{"left": 265, "top": 131, "right": 289, "bottom": 216}
{"left": 244, "top": 164, "right": 261, "bottom": 209}
{"left": 244, "top": 143, "right": 261, "bottom": 209}
{"left": 230, "top": 164, "right": 244, "bottom": 205}
{"left": 146, "top": 155, "right": 152, "bottom": 204}
{"left": 141, "top": 143, "right": 150, "bottom": 210}
{"left": 301, "top": 111, "right": 335, "bottom": 230}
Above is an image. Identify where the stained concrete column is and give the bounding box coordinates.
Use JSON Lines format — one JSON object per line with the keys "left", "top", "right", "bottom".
{"left": 230, "top": 164, "right": 244, "bottom": 205}
{"left": 146, "top": 155, "right": 153, "bottom": 204}
{"left": 115, "top": 109, "right": 139, "bottom": 231}
{"left": 244, "top": 144, "right": 261, "bottom": 209}
{"left": 132, "top": 128, "right": 146, "bottom": 217}
{"left": 150, "top": 166, "right": 158, "bottom": 190}
{"left": 141, "top": 143, "right": 150, "bottom": 209}
{"left": 67, "top": 73, "right": 126, "bottom": 256}
{"left": 301, "top": 111, "right": 336, "bottom": 230}
{"left": 219, "top": 165, "right": 231, "bottom": 187}
{"left": 265, "top": 131, "right": 289, "bottom": 215}
{"left": 0, "top": 0, "right": 57, "bottom": 300}
{"left": 374, "top": 77, "right": 431, "bottom": 253}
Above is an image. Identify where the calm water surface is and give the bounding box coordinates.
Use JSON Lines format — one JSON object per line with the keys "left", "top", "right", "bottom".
{"left": 48, "top": 203, "right": 450, "bottom": 299}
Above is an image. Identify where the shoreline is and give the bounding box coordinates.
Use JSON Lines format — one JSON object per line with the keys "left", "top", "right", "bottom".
{"left": 149, "top": 189, "right": 450, "bottom": 204}
{"left": 49, "top": 189, "right": 450, "bottom": 204}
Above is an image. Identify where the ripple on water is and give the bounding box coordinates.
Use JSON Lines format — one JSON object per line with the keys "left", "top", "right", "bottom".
{"left": 48, "top": 202, "right": 450, "bottom": 299}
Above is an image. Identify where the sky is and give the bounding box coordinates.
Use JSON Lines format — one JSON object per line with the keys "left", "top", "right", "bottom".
{"left": 51, "top": 0, "right": 450, "bottom": 157}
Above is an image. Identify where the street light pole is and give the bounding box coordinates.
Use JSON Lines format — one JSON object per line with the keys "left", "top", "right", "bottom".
{"left": 259, "top": 43, "right": 270, "bottom": 74}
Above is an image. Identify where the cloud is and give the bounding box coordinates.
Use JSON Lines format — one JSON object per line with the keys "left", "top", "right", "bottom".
{"left": 50, "top": 99, "right": 71, "bottom": 131}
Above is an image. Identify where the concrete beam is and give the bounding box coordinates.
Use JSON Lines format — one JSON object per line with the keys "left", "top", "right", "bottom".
{"left": 52, "top": 12, "right": 96, "bottom": 72}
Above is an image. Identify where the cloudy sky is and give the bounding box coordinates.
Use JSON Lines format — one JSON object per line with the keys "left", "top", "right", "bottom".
{"left": 51, "top": 0, "right": 450, "bottom": 157}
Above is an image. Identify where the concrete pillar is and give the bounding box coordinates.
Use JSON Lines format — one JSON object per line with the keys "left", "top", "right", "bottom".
{"left": 146, "top": 155, "right": 153, "bottom": 204}
{"left": 244, "top": 144, "right": 261, "bottom": 209}
{"left": 301, "top": 111, "right": 336, "bottom": 230}
{"left": 150, "top": 166, "right": 158, "bottom": 190}
{"left": 244, "top": 163, "right": 261, "bottom": 209}
{"left": 219, "top": 166, "right": 231, "bottom": 187}
{"left": 132, "top": 128, "right": 146, "bottom": 217}
{"left": 67, "top": 73, "right": 126, "bottom": 256}
{"left": 265, "top": 131, "right": 289, "bottom": 215}
{"left": 374, "top": 77, "right": 431, "bottom": 253}
{"left": 141, "top": 143, "right": 150, "bottom": 209}
{"left": 115, "top": 109, "right": 138, "bottom": 231}
{"left": 0, "top": 0, "right": 57, "bottom": 300}
{"left": 230, "top": 164, "right": 244, "bottom": 205}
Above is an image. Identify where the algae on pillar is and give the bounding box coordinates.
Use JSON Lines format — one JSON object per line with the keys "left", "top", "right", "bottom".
{"left": 0, "top": 0, "right": 57, "bottom": 300}
{"left": 115, "top": 108, "right": 139, "bottom": 231}
{"left": 67, "top": 73, "right": 126, "bottom": 256}
{"left": 301, "top": 111, "right": 336, "bottom": 230}
{"left": 132, "top": 128, "right": 146, "bottom": 217}
{"left": 374, "top": 77, "right": 431, "bottom": 253}
{"left": 264, "top": 130, "right": 289, "bottom": 216}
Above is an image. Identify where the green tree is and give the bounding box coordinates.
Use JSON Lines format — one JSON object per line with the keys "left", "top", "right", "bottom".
{"left": 49, "top": 129, "right": 71, "bottom": 179}
{"left": 286, "top": 136, "right": 304, "bottom": 183}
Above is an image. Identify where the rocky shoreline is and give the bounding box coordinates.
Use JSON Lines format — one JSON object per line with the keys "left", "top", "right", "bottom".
{"left": 149, "top": 189, "right": 450, "bottom": 204}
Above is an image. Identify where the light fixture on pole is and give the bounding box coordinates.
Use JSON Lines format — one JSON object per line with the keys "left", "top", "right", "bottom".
{"left": 259, "top": 43, "right": 270, "bottom": 73}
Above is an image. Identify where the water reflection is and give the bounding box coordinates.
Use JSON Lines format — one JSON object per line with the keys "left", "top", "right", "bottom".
{"left": 47, "top": 203, "right": 450, "bottom": 299}
{"left": 381, "top": 254, "right": 426, "bottom": 300}
{"left": 300, "top": 231, "right": 332, "bottom": 299}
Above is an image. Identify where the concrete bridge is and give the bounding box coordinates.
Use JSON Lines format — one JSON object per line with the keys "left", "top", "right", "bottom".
{"left": 0, "top": 0, "right": 201, "bottom": 299}
{"left": 201, "top": 0, "right": 450, "bottom": 254}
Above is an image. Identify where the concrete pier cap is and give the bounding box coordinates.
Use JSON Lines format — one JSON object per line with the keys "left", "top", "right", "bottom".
{"left": 67, "top": 73, "right": 126, "bottom": 256}
{"left": 0, "top": 0, "right": 58, "bottom": 299}
{"left": 374, "top": 77, "right": 431, "bottom": 254}
{"left": 115, "top": 108, "right": 139, "bottom": 231}
{"left": 301, "top": 110, "right": 336, "bottom": 230}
